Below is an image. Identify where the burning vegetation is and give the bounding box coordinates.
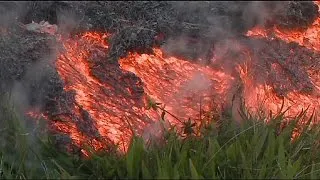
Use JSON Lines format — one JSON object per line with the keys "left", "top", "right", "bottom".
{"left": 1, "top": 1, "right": 320, "bottom": 156}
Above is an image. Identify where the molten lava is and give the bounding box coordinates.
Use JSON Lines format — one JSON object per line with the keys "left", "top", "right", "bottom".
{"left": 37, "top": 1, "right": 320, "bottom": 154}
{"left": 247, "top": 2, "right": 320, "bottom": 52}
{"left": 119, "top": 49, "right": 234, "bottom": 127}
{"left": 243, "top": 1, "right": 320, "bottom": 125}
{"left": 51, "top": 32, "right": 235, "bottom": 153}
{"left": 54, "top": 32, "right": 155, "bottom": 153}
{"left": 246, "top": 17, "right": 320, "bottom": 51}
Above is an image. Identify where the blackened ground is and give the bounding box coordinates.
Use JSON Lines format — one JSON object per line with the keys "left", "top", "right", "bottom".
{"left": 249, "top": 38, "right": 320, "bottom": 97}
{"left": 210, "top": 35, "right": 320, "bottom": 98}
{"left": 271, "top": 1, "right": 319, "bottom": 31}
{"left": 2, "top": 1, "right": 318, "bottom": 62}
{"left": 0, "top": 23, "right": 63, "bottom": 110}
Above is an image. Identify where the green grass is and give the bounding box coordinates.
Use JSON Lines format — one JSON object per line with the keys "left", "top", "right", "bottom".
{"left": 1, "top": 93, "right": 320, "bottom": 179}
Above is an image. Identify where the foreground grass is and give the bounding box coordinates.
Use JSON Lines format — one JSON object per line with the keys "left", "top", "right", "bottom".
{"left": 1, "top": 94, "right": 320, "bottom": 179}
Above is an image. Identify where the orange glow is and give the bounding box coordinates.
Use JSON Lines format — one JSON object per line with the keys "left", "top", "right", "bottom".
{"left": 244, "top": 1, "right": 320, "bottom": 132}
{"left": 247, "top": 2, "right": 320, "bottom": 51}
{"left": 51, "top": 32, "right": 235, "bottom": 153}
{"left": 119, "top": 48, "right": 234, "bottom": 133}
{"left": 25, "top": 1, "right": 320, "bottom": 153}
{"left": 52, "top": 23, "right": 320, "bottom": 153}
{"left": 238, "top": 60, "right": 320, "bottom": 120}
{"left": 246, "top": 17, "right": 320, "bottom": 51}
{"left": 54, "top": 32, "right": 142, "bottom": 153}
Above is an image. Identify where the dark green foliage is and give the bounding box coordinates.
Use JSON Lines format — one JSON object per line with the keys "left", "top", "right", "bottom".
{"left": 1, "top": 93, "right": 320, "bottom": 179}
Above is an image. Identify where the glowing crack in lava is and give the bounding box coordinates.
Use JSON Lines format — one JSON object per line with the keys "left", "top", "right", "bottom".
{"left": 53, "top": 32, "right": 234, "bottom": 153}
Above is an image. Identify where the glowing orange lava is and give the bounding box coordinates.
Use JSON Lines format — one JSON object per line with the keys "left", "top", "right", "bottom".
{"left": 246, "top": 17, "right": 320, "bottom": 51}
{"left": 244, "top": 1, "right": 320, "bottom": 125}
{"left": 51, "top": 32, "right": 236, "bottom": 153}
{"left": 119, "top": 49, "right": 234, "bottom": 127}
{"left": 39, "top": 1, "right": 320, "bottom": 153}
{"left": 247, "top": 1, "right": 320, "bottom": 52}
{"left": 55, "top": 32, "right": 144, "bottom": 153}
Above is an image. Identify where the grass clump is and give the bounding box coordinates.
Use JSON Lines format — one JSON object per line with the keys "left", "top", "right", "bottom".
{"left": 1, "top": 93, "right": 320, "bottom": 179}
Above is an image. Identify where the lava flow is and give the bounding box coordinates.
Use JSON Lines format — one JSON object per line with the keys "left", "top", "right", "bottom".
{"left": 243, "top": 2, "right": 320, "bottom": 126}
{"left": 42, "top": 1, "right": 320, "bottom": 153}
{"left": 52, "top": 28, "right": 320, "bottom": 153}
{"left": 53, "top": 32, "right": 155, "bottom": 153}
{"left": 247, "top": 2, "right": 320, "bottom": 51}
{"left": 119, "top": 49, "right": 234, "bottom": 128}
{"left": 50, "top": 31, "right": 235, "bottom": 154}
